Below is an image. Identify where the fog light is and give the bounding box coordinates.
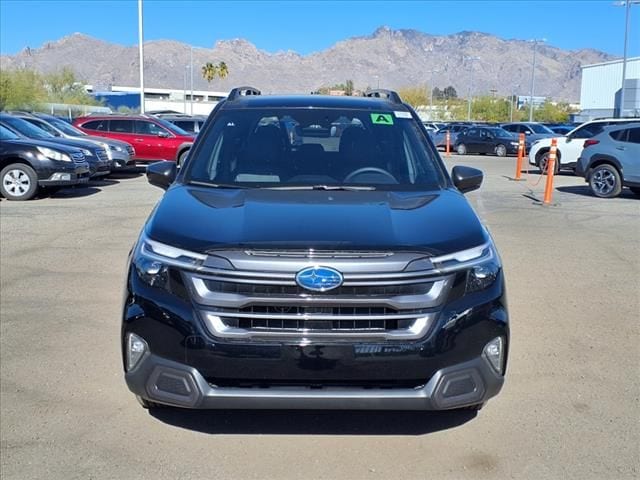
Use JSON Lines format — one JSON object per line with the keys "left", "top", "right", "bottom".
{"left": 484, "top": 337, "right": 504, "bottom": 374}
{"left": 126, "top": 333, "right": 148, "bottom": 371}
{"left": 50, "top": 173, "right": 71, "bottom": 181}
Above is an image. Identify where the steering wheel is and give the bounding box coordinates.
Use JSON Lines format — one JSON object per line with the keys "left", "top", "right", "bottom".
{"left": 344, "top": 167, "right": 398, "bottom": 183}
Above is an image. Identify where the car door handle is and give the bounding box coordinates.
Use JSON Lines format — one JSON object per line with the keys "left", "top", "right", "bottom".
{"left": 615, "top": 146, "right": 625, "bottom": 150}
{"left": 133, "top": 138, "right": 144, "bottom": 142}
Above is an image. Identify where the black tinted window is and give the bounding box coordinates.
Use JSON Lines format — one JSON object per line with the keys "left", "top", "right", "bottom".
{"left": 609, "top": 129, "right": 629, "bottom": 142}
{"left": 572, "top": 124, "right": 605, "bottom": 139}
{"left": 83, "top": 120, "right": 107, "bottom": 131}
{"left": 186, "top": 108, "right": 445, "bottom": 191}
{"left": 627, "top": 127, "right": 640, "bottom": 144}
{"left": 174, "top": 120, "right": 196, "bottom": 132}
{"left": 466, "top": 128, "right": 479, "bottom": 137}
{"left": 110, "top": 120, "right": 134, "bottom": 133}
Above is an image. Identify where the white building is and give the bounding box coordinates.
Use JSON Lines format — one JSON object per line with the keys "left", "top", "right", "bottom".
{"left": 85, "top": 85, "right": 228, "bottom": 115}
{"left": 577, "top": 57, "right": 640, "bottom": 121}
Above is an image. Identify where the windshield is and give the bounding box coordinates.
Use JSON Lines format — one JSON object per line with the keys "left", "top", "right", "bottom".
{"left": 1, "top": 116, "right": 54, "bottom": 139}
{"left": 0, "top": 124, "right": 20, "bottom": 140}
{"left": 529, "top": 123, "right": 554, "bottom": 134}
{"left": 154, "top": 117, "right": 191, "bottom": 136}
{"left": 48, "top": 118, "right": 87, "bottom": 136}
{"left": 185, "top": 107, "right": 446, "bottom": 191}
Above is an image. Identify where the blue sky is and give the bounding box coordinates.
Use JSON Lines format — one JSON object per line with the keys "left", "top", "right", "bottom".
{"left": 0, "top": 0, "right": 638, "bottom": 57}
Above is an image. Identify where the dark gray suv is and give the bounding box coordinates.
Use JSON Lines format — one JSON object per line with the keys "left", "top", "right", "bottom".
{"left": 576, "top": 123, "right": 640, "bottom": 198}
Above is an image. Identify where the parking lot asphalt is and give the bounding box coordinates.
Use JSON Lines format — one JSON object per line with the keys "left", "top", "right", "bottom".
{"left": 1, "top": 155, "right": 639, "bottom": 480}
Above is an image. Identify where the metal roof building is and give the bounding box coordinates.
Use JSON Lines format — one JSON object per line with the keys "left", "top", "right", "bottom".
{"left": 576, "top": 57, "right": 640, "bottom": 121}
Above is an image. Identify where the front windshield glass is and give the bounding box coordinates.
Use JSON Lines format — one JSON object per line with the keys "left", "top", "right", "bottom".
{"left": 154, "top": 117, "right": 190, "bottom": 136}
{"left": 529, "top": 123, "right": 554, "bottom": 134}
{"left": 0, "top": 124, "right": 20, "bottom": 140}
{"left": 1, "top": 116, "right": 54, "bottom": 139}
{"left": 185, "top": 108, "right": 446, "bottom": 191}
{"left": 48, "top": 118, "right": 86, "bottom": 136}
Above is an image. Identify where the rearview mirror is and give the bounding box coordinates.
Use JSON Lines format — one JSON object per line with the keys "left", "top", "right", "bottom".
{"left": 146, "top": 161, "right": 176, "bottom": 190}
{"left": 452, "top": 166, "right": 483, "bottom": 194}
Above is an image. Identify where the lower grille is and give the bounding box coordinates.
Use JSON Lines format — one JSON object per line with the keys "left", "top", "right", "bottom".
{"left": 96, "top": 149, "right": 109, "bottom": 162}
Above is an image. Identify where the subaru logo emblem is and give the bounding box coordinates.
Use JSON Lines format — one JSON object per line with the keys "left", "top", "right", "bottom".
{"left": 295, "top": 266, "right": 343, "bottom": 292}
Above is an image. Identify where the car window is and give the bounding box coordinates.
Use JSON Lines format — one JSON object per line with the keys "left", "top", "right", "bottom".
{"left": 502, "top": 125, "right": 516, "bottom": 132}
{"left": 25, "top": 119, "right": 59, "bottom": 136}
{"left": 174, "top": 120, "right": 195, "bottom": 132}
{"left": 83, "top": 120, "right": 108, "bottom": 131}
{"left": 185, "top": 107, "right": 446, "bottom": 191}
{"left": 110, "top": 120, "right": 134, "bottom": 134}
{"left": 1, "top": 116, "right": 54, "bottom": 139}
{"left": 0, "top": 124, "right": 20, "bottom": 140}
{"left": 609, "top": 129, "right": 629, "bottom": 142}
{"left": 572, "top": 123, "right": 605, "bottom": 139}
{"left": 529, "top": 124, "right": 554, "bottom": 134}
{"left": 626, "top": 127, "right": 640, "bottom": 144}
{"left": 466, "top": 128, "right": 478, "bottom": 137}
{"left": 49, "top": 118, "right": 86, "bottom": 136}
{"left": 136, "top": 120, "right": 165, "bottom": 136}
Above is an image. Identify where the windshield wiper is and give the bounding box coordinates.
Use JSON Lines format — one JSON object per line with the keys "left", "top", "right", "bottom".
{"left": 267, "top": 185, "right": 376, "bottom": 191}
{"left": 188, "top": 180, "right": 254, "bottom": 189}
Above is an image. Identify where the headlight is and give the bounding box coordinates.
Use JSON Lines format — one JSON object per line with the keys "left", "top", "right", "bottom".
{"left": 133, "top": 233, "right": 207, "bottom": 287}
{"left": 110, "top": 145, "right": 124, "bottom": 152}
{"left": 36, "top": 146, "right": 71, "bottom": 162}
{"left": 431, "top": 241, "right": 501, "bottom": 293}
{"left": 81, "top": 148, "right": 93, "bottom": 156}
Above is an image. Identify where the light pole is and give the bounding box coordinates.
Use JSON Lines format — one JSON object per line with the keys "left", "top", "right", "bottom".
{"left": 510, "top": 84, "right": 520, "bottom": 122}
{"left": 617, "top": 1, "right": 639, "bottom": 117}
{"left": 137, "top": 0, "right": 145, "bottom": 113}
{"left": 528, "top": 38, "right": 546, "bottom": 122}
{"left": 183, "top": 65, "right": 188, "bottom": 114}
{"left": 465, "top": 56, "right": 480, "bottom": 121}
{"left": 190, "top": 47, "right": 194, "bottom": 115}
{"left": 426, "top": 69, "right": 439, "bottom": 120}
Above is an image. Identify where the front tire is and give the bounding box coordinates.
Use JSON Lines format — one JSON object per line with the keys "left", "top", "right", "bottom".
{"left": 456, "top": 143, "right": 467, "bottom": 155}
{"left": 0, "top": 164, "right": 38, "bottom": 201}
{"left": 495, "top": 144, "right": 507, "bottom": 157}
{"left": 589, "top": 164, "right": 622, "bottom": 198}
{"left": 538, "top": 151, "right": 559, "bottom": 175}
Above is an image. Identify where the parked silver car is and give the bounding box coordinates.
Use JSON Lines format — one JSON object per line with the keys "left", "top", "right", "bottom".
{"left": 576, "top": 123, "right": 640, "bottom": 198}
{"left": 24, "top": 113, "right": 135, "bottom": 169}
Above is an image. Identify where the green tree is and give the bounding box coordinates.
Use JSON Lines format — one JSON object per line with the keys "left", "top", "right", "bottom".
{"left": 443, "top": 86, "right": 458, "bottom": 100}
{"left": 0, "top": 68, "right": 45, "bottom": 110}
{"left": 42, "top": 67, "right": 100, "bottom": 105}
{"left": 534, "top": 100, "right": 573, "bottom": 123}
{"left": 397, "top": 86, "right": 428, "bottom": 108}
{"left": 471, "top": 96, "right": 510, "bottom": 122}
{"left": 432, "top": 87, "right": 443, "bottom": 100}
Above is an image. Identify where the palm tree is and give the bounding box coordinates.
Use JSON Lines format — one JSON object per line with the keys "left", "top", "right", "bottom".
{"left": 201, "top": 61, "right": 228, "bottom": 84}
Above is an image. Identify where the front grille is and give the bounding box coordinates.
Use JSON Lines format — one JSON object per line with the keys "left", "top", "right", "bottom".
{"left": 203, "top": 279, "right": 434, "bottom": 297}
{"left": 184, "top": 250, "right": 452, "bottom": 340}
{"left": 96, "top": 149, "right": 109, "bottom": 162}
{"left": 71, "top": 152, "right": 86, "bottom": 164}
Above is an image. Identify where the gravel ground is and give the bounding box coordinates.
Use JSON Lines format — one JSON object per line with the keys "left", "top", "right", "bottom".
{"left": 1, "top": 156, "right": 638, "bottom": 480}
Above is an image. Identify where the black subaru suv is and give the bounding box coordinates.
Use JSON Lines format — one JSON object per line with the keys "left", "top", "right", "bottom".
{"left": 123, "top": 88, "right": 509, "bottom": 411}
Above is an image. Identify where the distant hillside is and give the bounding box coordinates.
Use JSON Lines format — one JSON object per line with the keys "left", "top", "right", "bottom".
{"left": 0, "top": 27, "right": 616, "bottom": 102}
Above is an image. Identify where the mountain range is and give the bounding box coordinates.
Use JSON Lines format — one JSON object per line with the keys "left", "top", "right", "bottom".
{"left": 0, "top": 27, "right": 616, "bottom": 102}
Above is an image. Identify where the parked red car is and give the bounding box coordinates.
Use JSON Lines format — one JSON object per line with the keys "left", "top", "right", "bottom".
{"left": 73, "top": 115, "right": 195, "bottom": 164}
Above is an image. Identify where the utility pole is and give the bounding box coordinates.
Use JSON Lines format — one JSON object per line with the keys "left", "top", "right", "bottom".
{"left": 183, "top": 65, "right": 188, "bottom": 114}
{"left": 465, "top": 56, "right": 480, "bottom": 121}
{"left": 510, "top": 84, "right": 520, "bottom": 122}
{"left": 190, "top": 47, "right": 194, "bottom": 115}
{"left": 427, "top": 69, "right": 439, "bottom": 120}
{"left": 528, "top": 39, "right": 545, "bottom": 122}
{"left": 137, "top": 0, "right": 145, "bottom": 114}
{"left": 618, "top": 1, "right": 639, "bottom": 117}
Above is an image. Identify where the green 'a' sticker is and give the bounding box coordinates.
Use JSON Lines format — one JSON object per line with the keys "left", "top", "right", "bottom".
{"left": 370, "top": 113, "right": 394, "bottom": 125}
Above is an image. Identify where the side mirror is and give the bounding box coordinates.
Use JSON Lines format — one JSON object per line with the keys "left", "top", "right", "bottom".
{"left": 157, "top": 131, "right": 170, "bottom": 138}
{"left": 565, "top": 135, "right": 572, "bottom": 143}
{"left": 452, "top": 166, "right": 483, "bottom": 194}
{"left": 146, "top": 161, "right": 176, "bottom": 190}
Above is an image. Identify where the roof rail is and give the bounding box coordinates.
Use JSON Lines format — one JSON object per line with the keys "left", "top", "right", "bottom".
{"left": 227, "top": 86, "right": 261, "bottom": 101}
{"left": 363, "top": 89, "right": 403, "bottom": 105}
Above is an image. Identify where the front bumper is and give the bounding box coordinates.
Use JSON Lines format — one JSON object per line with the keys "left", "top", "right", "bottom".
{"left": 36, "top": 161, "right": 91, "bottom": 186}
{"left": 125, "top": 349, "right": 504, "bottom": 410}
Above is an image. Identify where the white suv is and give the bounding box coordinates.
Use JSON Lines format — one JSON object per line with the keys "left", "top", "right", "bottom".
{"left": 528, "top": 118, "right": 639, "bottom": 174}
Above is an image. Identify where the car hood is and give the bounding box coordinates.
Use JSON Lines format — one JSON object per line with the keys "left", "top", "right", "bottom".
{"left": 33, "top": 136, "right": 104, "bottom": 152}
{"left": 3, "top": 138, "right": 84, "bottom": 154}
{"left": 145, "top": 186, "right": 488, "bottom": 255}
{"left": 84, "top": 135, "right": 131, "bottom": 148}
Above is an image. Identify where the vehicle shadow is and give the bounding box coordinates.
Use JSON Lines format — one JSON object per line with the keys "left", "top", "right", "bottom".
{"left": 108, "top": 168, "right": 146, "bottom": 179}
{"left": 45, "top": 186, "right": 102, "bottom": 199}
{"left": 88, "top": 179, "right": 120, "bottom": 187}
{"left": 556, "top": 185, "right": 639, "bottom": 199}
{"left": 149, "top": 408, "right": 477, "bottom": 435}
